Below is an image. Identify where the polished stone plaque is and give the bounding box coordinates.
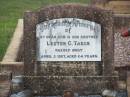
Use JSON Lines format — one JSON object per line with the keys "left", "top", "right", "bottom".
{"left": 36, "top": 18, "right": 101, "bottom": 61}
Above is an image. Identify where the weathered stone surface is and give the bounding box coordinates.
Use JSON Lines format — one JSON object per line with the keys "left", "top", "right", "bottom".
{"left": 24, "top": 4, "right": 115, "bottom": 95}
{"left": 24, "top": 3, "right": 114, "bottom": 75}
{"left": 24, "top": 11, "right": 38, "bottom": 76}
{"left": 24, "top": 76, "right": 118, "bottom": 95}
{"left": 39, "top": 62, "right": 96, "bottom": 76}
{"left": 114, "top": 15, "right": 130, "bottom": 67}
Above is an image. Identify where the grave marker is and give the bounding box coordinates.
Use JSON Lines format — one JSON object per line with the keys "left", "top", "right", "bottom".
{"left": 24, "top": 4, "right": 116, "bottom": 95}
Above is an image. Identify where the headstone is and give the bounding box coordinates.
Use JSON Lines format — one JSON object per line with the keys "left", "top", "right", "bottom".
{"left": 24, "top": 4, "right": 116, "bottom": 95}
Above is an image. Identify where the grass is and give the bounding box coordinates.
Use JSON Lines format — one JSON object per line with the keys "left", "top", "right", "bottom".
{"left": 0, "top": 0, "right": 90, "bottom": 60}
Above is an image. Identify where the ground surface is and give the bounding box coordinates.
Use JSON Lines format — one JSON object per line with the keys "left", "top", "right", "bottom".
{"left": 0, "top": 0, "right": 90, "bottom": 60}
{"left": 0, "top": 81, "right": 10, "bottom": 97}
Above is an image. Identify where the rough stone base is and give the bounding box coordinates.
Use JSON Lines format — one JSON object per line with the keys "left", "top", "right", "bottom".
{"left": 24, "top": 76, "right": 118, "bottom": 96}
